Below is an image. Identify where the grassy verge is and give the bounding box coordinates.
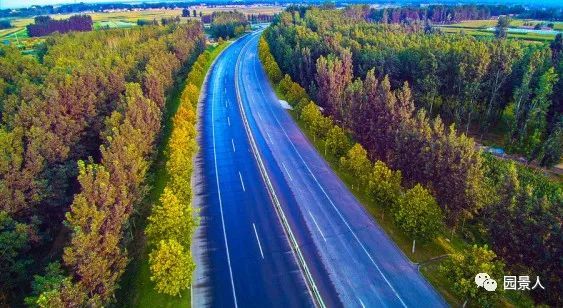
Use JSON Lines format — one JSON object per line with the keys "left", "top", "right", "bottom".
{"left": 116, "top": 42, "right": 228, "bottom": 308}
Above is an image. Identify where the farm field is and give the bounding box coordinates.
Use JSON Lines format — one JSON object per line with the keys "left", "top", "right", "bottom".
{"left": 437, "top": 19, "right": 562, "bottom": 42}
{"left": 443, "top": 19, "right": 563, "bottom": 30}
{"left": 1, "top": 5, "right": 282, "bottom": 42}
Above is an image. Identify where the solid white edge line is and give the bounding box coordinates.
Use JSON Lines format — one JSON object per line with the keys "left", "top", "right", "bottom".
{"left": 239, "top": 171, "right": 246, "bottom": 192}
{"left": 211, "top": 43, "right": 238, "bottom": 308}
{"left": 359, "top": 298, "right": 366, "bottom": 308}
{"left": 252, "top": 49, "right": 408, "bottom": 308}
{"left": 253, "top": 223, "right": 265, "bottom": 259}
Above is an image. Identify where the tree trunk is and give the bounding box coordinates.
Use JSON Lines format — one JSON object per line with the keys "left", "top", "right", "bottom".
{"left": 412, "top": 239, "right": 416, "bottom": 254}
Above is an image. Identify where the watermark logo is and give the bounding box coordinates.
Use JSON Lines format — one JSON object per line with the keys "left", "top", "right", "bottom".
{"left": 475, "top": 273, "right": 497, "bottom": 291}
{"left": 475, "top": 273, "right": 545, "bottom": 292}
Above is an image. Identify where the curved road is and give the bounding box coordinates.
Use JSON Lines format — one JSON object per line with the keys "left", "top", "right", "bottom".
{"left": 192, "top": 31, "right": 447, "bottom": 308}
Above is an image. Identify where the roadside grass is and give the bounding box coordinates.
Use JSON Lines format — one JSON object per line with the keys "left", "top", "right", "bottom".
{"left": 116, "top": 42, "right": 228, "bottom": 308}
{"left": 271, "top": 83, "right": 534, "bottom": 308}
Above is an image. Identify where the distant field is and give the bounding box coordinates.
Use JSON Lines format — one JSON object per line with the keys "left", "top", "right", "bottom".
{"left": 438, "top": 19, "right": 562, "bottom": 42}
{"left": 1, "top": 5, "right": 281, "bottom": 41}
{"left": 443, "top": 19, "right": 563, "bottom": 30}
{"left": 439, "top": 27, "right": 555, "bottom": 43}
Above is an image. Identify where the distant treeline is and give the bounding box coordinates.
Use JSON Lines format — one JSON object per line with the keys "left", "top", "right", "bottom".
{"left": 201, "top": 12, "right": 273, "bottom": 24}
{"left": 0, "top": 19, "right": 11, "bottom": 29}
{"left": 248, "top": 14, "right": 275, "bottom": 23}
{"left": 369, "top": 4, "right": 562, "bottom": 24}
{"left": 27, "top": 15, "right": 92, "bottom": 37}
{"left": 208, "top": 11, "right": 250, "bottom": 39}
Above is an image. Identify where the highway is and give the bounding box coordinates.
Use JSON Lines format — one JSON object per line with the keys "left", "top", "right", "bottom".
{"left": 192, "top": 31, "right": 447, "bottom": 307}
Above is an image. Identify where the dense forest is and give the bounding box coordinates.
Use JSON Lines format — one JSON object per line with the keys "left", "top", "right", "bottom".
{"left": 268, "top": 6, "right": 562, "bottom": 166}
{"left": 208, "top": 11, "right": 250, "bottom": 39}
{"left": 0, "top": 21, "right": 205, "bottom": 306}
{"left": 264, "top": 6, "right": 561, "bottom": 305}
{"left": 27, "top": 15, "right": 93, "bottom": 37}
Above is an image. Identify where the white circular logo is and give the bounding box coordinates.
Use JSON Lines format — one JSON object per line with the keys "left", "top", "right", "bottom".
{"left": 475, "top": 273, "right": 490, "bottom": 287}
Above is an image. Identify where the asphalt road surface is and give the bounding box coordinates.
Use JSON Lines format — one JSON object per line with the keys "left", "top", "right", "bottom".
{"left": 192, "top": 31, "right": 447, "bottom": 308}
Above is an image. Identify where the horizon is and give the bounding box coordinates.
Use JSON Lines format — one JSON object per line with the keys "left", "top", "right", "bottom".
{"left": 2, "top": 0, "right": 563, "bottom": 10}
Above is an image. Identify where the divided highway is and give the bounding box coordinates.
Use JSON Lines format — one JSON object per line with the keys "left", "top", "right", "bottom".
{"left": 192, "top": 31, "right": 448, "bottom": 307}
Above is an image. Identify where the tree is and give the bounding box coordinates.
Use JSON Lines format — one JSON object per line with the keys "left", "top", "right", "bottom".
{"left": 315, "top": 51, "right": 353, "bottom": 122}
{"left": 182, "top": 9, "right": 190, "bottom": 17}
{"left": 325, "top": 125, "right": 350, "bottom": 158}
{"left": 392, "top": 184, "right": 444, "bottom": 252}
{"left": 193, "top": 9, "right": 197, "bottom": 18}
{"left": 0, "top": 211, "right": 32, "bottom": 298}
{"left": 550, "top": 33, "right": 563, "bottom": 62}
{"left": 146, "top": 187, "right": 196, "bottom": 247}
{"left": 63, "top": 161, "right": 124, "bottom": 304}
{"left": 440, "top": 245, "right": 504, "bottom": 307}
{"left": 539, "top": 122, "right": 562, "bottom": 167}
{"left": 495, "top": 16, "right": 510, "bottom": 39}
{"left": 25, "top": 262, "right": 66, "bottom": 307}
{"left": 209, "top": 11, "right": 249, "bottom": 39}
{"left": 340, "top": 143, "right": 372, "bottom": 187}
{"left": 367, "top": 161, "right": 402, "bottom": 210}
{"left": 149, "top": 239, "right": 195, "bottom": 296}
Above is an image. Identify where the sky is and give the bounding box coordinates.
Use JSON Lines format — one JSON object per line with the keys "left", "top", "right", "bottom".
{"left": 2, "top": 0, "right": 131, "bottom": 9}
{"left": 2, "top": 0, "right": 562, "bottom": 9}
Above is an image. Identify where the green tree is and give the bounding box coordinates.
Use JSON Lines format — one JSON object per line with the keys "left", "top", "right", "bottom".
{"left": 392, "top": 184, "right": 443, "bottom": 252}
{"left": 149, "top": 239, "right": 195, "bottom": 297}
{"left": 301, "top": 102, "right": 332, "bottom": 141}
{"left": 325, "top": 125, "right": 350, "bottom": 158}
{"left": 146, "top": 187, "right": 196, "bottom": 247}
{"left": 495, "top": 16, "right": 510, "bottom": 39}
{"left": 25, "top": 262, "right": 66, "bottom": 307}
{"left": 340, "top": 143, "right": 372, "bottom": 188}
{"left": 0, "top": 211, "right": 32, "bottom": 298}
{"left": 440, "top": 245, "right": 504, "bottom": 307}
{"left": 367, "top": 161, "right": 402, "bottom": 210}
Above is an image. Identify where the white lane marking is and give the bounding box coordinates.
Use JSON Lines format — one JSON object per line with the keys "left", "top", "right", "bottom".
{"left": 211, "top": 61, "right": 238, "bottom": 308}
{"left": 239, "top": 171, "right": 245, "bottom": 192}
{"left": 228, "top": 116, "right": 231, "bottom": 126}
{"left": 253, "top": 223, "right": 265, "bottom": 259}
{"left": 359, "top": 299, "right": 366, "bottom": 308}
{"left": 258, "top": 112, "right": 263, "bottom": 121}
{"left": 281, "top": 162, "right": 293, "bottom": 181}
{"left": 231, "top": 139, "right": 236, "bottom": 152}
{"left": 226, "top": 100, "right": 228, "bottom": 108}
{"left": 266, "top": 131, "right": 273, "bottom": 144}
{"left": 308, "top": 210, "right": 326, "bottom": 242}
{"left": 252, "top": 57, "right": 407, "bottom": 308}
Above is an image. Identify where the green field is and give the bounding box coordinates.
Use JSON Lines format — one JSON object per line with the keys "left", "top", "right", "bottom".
{"left": 94, "top": 20, "right": 137, "bottom": 29}
{"left": 438, "top": 19, "right": 562, "bottom": 42}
